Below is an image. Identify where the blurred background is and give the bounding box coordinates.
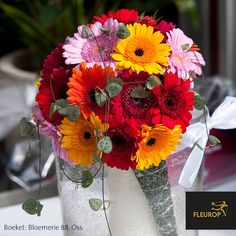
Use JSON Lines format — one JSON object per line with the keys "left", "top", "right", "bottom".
{"left": 0, "top": 0, "right": 235, "bottom": 216}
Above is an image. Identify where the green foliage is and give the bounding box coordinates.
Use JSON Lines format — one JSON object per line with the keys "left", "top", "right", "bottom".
{"left": 81, "top": 25, "right": 93, "bottom": 39}
{"left": 131, "top": 86, "right": 149, "bottom": 99}
{"left": 97, "top": 136, "right": 112, "bottom": 154}
{"left": 105, "top": 82, "right": 122, "bottom": 98}
{"left": 19, "top": 117, "right": 35, "bottom": 137}
{"left": 146, "top": 75, "right": 161, "bottom": 90}
{"left": 89, "top": 198, "right": 102, "bottom": 211}
{"left": 81, "top": 170, "right": 93, "bottom": 188}
{"left": 95, "top": 90, "right": 107, "bottom": 107}
{"left": 117, "top": 25, "right": 130, "bottom": 39}
{"left": 193, "top": 93, "right": 205, "bottom": 110}
{"left": 22, "top": 199, "right": 43, "bottom": 216}
{"left": 50, "top": 99, "right": 80, "bottom": 121}
{"left": 208, "top": 135, "right": 221, "bottom": 146}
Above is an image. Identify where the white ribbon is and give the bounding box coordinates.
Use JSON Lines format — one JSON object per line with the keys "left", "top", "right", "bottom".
{"left": 178, "top": 96, "right": 236, "bottom": 188}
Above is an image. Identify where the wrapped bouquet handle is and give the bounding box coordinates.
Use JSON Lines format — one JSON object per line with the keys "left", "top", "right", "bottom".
{"left": 179, "top": 96, "right": 236, "bottom": 188}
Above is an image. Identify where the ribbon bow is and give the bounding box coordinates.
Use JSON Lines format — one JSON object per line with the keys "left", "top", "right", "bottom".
{"left": 178, "top": 96, "right": 236, "bottom": 188}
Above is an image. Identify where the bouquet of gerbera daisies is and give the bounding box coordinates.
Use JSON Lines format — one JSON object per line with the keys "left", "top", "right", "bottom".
{"left": 20, "top": 8, "right": 206, "bottom": 235}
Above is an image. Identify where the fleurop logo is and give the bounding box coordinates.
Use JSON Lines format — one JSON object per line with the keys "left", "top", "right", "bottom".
{"left": 192, "top": 200, "right": 228, "bottom": 218}
{"left": 186, "top": 192, "right": 236, "bottom": 229}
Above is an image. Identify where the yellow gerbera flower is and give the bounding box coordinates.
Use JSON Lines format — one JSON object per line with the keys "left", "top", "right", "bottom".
{"left": 59, "top": 112, "right": 104, "bottom": 166}
{"left": 133, "top": 124, "right": 182, "bottom": 170}
{"left": 112, "top": 23, "right": 170, "bottom": 74}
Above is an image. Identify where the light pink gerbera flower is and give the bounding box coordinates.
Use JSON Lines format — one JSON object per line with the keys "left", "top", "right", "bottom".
{"left": 167, "top": 28, "right": 205, "bottom": 80}
{"left": 63, "top": 18, "right": 122, "bottom": 68}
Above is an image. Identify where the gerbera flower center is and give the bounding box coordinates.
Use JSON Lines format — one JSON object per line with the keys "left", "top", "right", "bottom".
{"left": 134, "top": 48, "right": 144, "bottom": 57}
{"left": 89, "top": 90, "right": 96, "bottom": 102}
{"left": 147, "top": 138, "right": 156, "bottom": 146}
{"left": 83, "top": 131, "right": 92, "bottom": 140}
{"left": 121, "top": 84, "right": 157, "bottom": 121}
{"left": 81, "top": 35, "right": 114, "bottom": 63}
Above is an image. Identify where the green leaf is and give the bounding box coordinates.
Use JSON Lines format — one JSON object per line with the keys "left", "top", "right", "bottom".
{"left": 81, "top": 25, "right": 92, "bottom": 39}
{"left": 95, "top": 91, "right": 107, "bottom": 107}
{"left": 97, "top": 136, "right": 112, "bottom": 154}
{"left": 50, "top": 103, "right": 58, "bottom": 117}
{"left": 109, "top": 77, "right": 123, "bottom": 86}
{"left": 58, "top": 105, "right": 80, "bottom": 121}
{"left": 55, "top": 99, "right": 68, "bottom": 108}
{"left": 117, "top": 25, "right": 130, "bottom": 39}
{"left": 81, "top": 170, "right": 93, "bottom": 188}
{"left": 105, "top": 82, "right": 122, "bottom": 98}
{"left": 89, "top": 198, "right": 102, "bottom": 211}
{"left": 19, "top": 118, "right": 35, "bottom": 137}
{"left": 181, "top": 43, "right": 190, "bottom": 51}
{"left": 131, "top": 86, "right": 149, "bottom": 99}
{"left": 146, "top": 75, "right": 161, "bottom": 90}
{"left": 193, "top": 93, "right": 205, "bottom": 110}
{"left": 93, "top": 152, "right": 102, "bottom": 164}
{"left": 22, "top": 199, "right": 43, "bottom": 216}
{"left": 209, "top": 135, "right": 221, "bottom": 146}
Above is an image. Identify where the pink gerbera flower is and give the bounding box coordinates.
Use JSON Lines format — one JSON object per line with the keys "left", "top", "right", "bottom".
{"left": 167, "top": 28, "right": 205, "bottom": 80}
{"left": 63, "top": 18, "right": 121, "bottom": 68}
{"left": 32, "top": 106, "right": 69, "bottom": 163}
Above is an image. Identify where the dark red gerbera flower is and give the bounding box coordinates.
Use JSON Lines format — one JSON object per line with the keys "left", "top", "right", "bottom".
{"left": 150, "top": 72, "right": 195, "bottom": 132}
{"left": 157, "top": 20, "right": 175, "bottom": 37}
{"left": 41, "top": 43, "right": 67, "bottom": 79}
{"left": 103, "top": 113, "right": 139, "bottom": 170}
{"left": 36, "top": 44, "right": 71, "bottom": 126}
{"left": 140, "top": 15, "right": 158, "bottom": 29}
{"left": 111, "top": 70, "right": 157, "bottom": 126}
{"left": 94, "top": 9, "right": 139, "bottom": 24}
{"left": 36, "top": 68, "right": 70, "bottom": 125}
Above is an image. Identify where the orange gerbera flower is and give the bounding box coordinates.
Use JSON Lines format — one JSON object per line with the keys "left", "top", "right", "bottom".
{"left": 67, "top": 63, "right": 115, "bottom": 120}
{"left": 133, "top": 124, "right": 182, "bottom": 169}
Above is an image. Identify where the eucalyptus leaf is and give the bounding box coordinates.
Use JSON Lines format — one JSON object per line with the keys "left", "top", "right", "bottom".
{"left": 81, "top": 25, "right": 92, "bottom": 39}
{"left": 22, "top": 199, "right": 43, "bottom": 216}
{"left": 109, "top": 77, "right": 123, "bottom": 86}
{"left": 146, "top": 75, "right": 161, "bottom": 90}
{"left": 117, "top": 25, "right": 130, "bottom": 39}
{"left": 81, "top": 170, "right": 93, "bottom": 188}
{"left": 55, "top": 99, "right": 68, "bottom": 108}
{"left": 95, "top": 91, "right": 107, "bottom": 107}
{"left": 89, "top": 198, "right": 102, "bottom": 211}
{"left": 181, "top": 43, "right": 190, "bottom": 51}
{"left": 58, "top": 105, "right": 80, "bottom": 121}
{"left": 193, "top": 93, "right": 205, "bottom": 110}
{"left": 131, "top": 86, "right": 149, "bottom": 99}
{"left": 50, "top": 103, "right": 58, "bottom": 117}
{"left": 97, "top": 136, "right": 112, "bottom": 154}
{"left": 105, "top": 82, "right": 122, "bottom": 98}
{"left": 209, "top": 135, "right": 221, "bottom": 146}
{"left": 19, "top": 117, "right": 35, "bottom": 137}
{"left": 93, "top": 152, "right": 102, "bottom": 164}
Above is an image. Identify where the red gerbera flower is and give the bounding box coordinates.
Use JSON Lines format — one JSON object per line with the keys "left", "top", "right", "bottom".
{"left": 41, "top": 43, "right": 67, "bottom": 79}
{"left": 150, "top": 72, "right": 195, "bottom": 132}
{"left": 36, "top": 44, "right": 71, "bottom": 126}
{"left": 111, "top": 70, "right": 157, "bottom": 126}
{"left": 103, "top": 113, "right": 139, "bottom": 170}
{"left": 140, "top": 15, "right": 158, "bottom": 29}
{"left": 157, "top": 20, "right": 175, "bottom": 37}
{"left": 36, "top": 68, "right": 70, "bottom": 125}
{"left": 67, "top": 63, "right": 115, "bottom": 120}
{"left": 94, "top": 9, "right": 139, "bottom": 24}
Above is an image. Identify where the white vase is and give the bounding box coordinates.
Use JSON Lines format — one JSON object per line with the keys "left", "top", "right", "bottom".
{"left": 56, "top": 108, "right": 204, "bottom": 236}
